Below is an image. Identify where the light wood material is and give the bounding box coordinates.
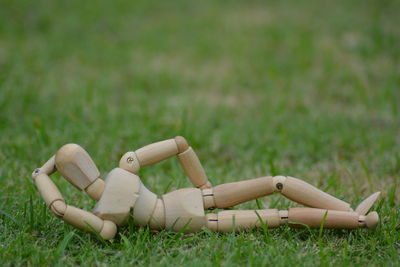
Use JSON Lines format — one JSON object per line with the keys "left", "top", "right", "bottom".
{"left": 34, "top": 172, "right": 67, "bottom": 217}
{"left": 35, "top": 173, "right": 64, "bottom": 206}
{"left": 135, "top": 139, "right": 178, "bottom": 166}
{"left": 278, "top": 210, "right": 289, "bottom": 225}
{"left": 199, "top": 182, "right": 212, "bottom": 189}
{"left": 133, "top": 183, "right": 158, "bottom": 226}
{"left": 365, "top": 212, "right": 379, "bottom": 229}
{"left": 50, "top": 199, "right": 67, "bottom": 217}
{"left": 178, "top": 147, "right": 209, "bottom": 188}
{"left": 205, "top": 214, "right": 218, "bottom": 231}
{"left": 39, "top": 155, "right": 57, "bottom": 175}
{"left": 93, "top": 168, "right": 141, "bottom": 226}
{"left": 64, "top": 205, "right": 104, "bottom": 231}
{"left": 213, "top": 209, "right": 280, "bottom": 232}
{"left": 119, "top": 151, "right": 140, "bottom": 174}
{"left": 162, "top": 188, "right": 205, "bottom": 232}
{"left": 202, "top": 188, "right": 215, "bottom": 210}
{"left": 355, "top": 192, "right": 381, "bottom": 215}
{"left": 149, "top": 199, "right": 165, "bottom": 230}
{"left": 63, "top": 205, "right": 117, "bottom": 240}
{"left": 272, "top": 176, "right": 286, "bottom": 190}
{"left": 33, "top": 140, "right": 380, "bottom": 238}
{"left": 212, "top": 176, "right": 274, "bottom": 208}
{"left": 281, "top": 176, "right": 352, "bottom": 211}
{"left": 174, "top": 136, "right": 189, "bottom": 153}
{"left": 85, "top": 179, "right": 106, "bottom": 200}
{"left": 32, "top": 155, "right": 56, "bottom": 179}
{"left": 55, "top": 144, "right": 100, "bottom": 190}
{"left": 99, "top": 220, "right": 118, "bottom": 240}
{"left": 288, "top": 208, "right": 359, "bottom": 229}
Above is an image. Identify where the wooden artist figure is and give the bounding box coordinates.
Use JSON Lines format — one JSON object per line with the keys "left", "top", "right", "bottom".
{"left": 32, "top": 136, "right": 380, "bottom": 240}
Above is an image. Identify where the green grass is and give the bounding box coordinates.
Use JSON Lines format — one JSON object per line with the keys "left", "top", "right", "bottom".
{"left": 1, "top": 0, "right": 399, "bottom": 265}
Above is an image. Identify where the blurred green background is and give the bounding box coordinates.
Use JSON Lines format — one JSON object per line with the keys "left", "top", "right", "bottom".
{"left": 0, "top": 0, "right": 399, "bottom": 265}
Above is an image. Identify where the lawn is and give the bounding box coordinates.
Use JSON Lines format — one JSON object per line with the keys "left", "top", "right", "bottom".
{"left": 0, "top": 0, "right": 399, "bottom": 265}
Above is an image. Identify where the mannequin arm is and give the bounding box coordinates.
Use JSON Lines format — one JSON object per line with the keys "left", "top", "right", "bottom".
{"left": 119, "top": 136, "right": 211, "bottom": 189}
{"left": 33, "top": 155, "right": 57, "bottom": 176}
{"left": 32, "top": 170, "right": 116, "bottom": 240}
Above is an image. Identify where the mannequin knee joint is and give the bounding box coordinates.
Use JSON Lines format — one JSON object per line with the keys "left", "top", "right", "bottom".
{"left": 272, "top": 176, "right": 287, "bottom": 192}
{"left": 175, "top": 136, "right": 189, "bottom": 153}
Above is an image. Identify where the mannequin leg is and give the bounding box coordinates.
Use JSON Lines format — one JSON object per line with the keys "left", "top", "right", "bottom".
{"left": 202, "top": 175, "right": 351, "bottom": 211}
{"left": 275, "top": 176, "right": 352, "bottom": 211}
{"left": 202, "top": 176, "right": 275, "bottom": 209}
{"left": 204, "top": 208, "right": 378, "bottom": 232}
{"left": 205, "top": 209, "right": 284, "bottom": 232}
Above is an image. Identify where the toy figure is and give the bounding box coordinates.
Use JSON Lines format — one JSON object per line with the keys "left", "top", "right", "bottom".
{"left": 32, "top": 137, "right": 380, "bottom": 240}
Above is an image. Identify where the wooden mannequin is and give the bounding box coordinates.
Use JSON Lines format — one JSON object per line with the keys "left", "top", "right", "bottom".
{"left": 32, "top": 137, "right": 380, "bottom": 240}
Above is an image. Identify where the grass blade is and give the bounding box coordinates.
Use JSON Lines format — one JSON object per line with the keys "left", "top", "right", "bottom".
{"left": 55, "top": 231, "right": 75, "bottom": 261}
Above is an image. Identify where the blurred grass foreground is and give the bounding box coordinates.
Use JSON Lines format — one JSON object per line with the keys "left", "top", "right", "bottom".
{"left": 0, "top": 0, "right": 399, "bottom": 265}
